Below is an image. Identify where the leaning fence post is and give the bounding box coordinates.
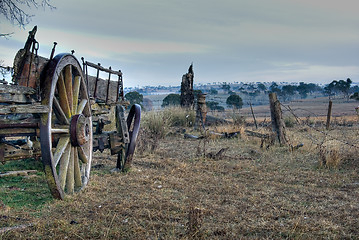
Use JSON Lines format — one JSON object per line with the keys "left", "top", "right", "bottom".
{"left": 249, "top": 102, "right": 258, "bottom": 129}
{"left": 269, "top": 93, "right": 288, "bottom": 145}
{"left": 326, "top": 100, "right": 332, "bottom": 130}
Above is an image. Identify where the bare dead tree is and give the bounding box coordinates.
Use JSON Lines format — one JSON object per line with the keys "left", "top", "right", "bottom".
{"left": 0, "top": 0, "right": 54, "bottom": 29}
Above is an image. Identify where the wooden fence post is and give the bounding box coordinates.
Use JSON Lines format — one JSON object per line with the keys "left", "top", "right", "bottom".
{"left": 249, "top": 102, "right": 258, "bottom": 129}
{"left": 269, "top": 93, "right": 288, "bottom": 145}
{"left": 326, "top": 100, "right": 332, "bottom": 130}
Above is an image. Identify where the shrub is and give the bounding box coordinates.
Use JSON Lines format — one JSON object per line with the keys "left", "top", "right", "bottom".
{"left": 284, "top": 116, "right": 296, "bottom": 128}
{"left": 163, "top": 107, "right": 196, "bottom": 127}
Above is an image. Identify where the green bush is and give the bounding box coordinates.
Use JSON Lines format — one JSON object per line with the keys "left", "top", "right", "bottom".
{"left": 284, "top": 116, "right": 296, "bottom": 128}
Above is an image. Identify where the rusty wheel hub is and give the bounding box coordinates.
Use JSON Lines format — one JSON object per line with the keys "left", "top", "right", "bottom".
{"left": 70, "top": 114, "right": 90, "bottom": 146}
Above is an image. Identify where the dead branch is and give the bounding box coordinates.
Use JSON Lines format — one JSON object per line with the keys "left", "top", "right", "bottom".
{"left": 0, "top": 223, "right": 33, "bottom": 233}
{"left": 0, "top": 170, "right": 37, "bottom": 177}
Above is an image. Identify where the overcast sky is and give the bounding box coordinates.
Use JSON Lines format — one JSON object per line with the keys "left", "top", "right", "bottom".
{"left": 1, "top": 0, "right": 358, "bottom": 87}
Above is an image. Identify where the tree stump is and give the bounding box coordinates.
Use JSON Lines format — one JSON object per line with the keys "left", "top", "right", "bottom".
{"left": 180, "top": 64, "right": 194, "bottom": 108}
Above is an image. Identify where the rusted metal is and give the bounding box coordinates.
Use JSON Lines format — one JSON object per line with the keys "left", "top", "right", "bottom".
{"left": 50, "top": 42, "right": 57, "bottom": 60}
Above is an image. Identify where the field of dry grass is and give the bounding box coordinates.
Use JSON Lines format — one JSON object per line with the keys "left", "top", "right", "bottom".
{"left": 1, "top": 117, "right": 359, "bottom": 239}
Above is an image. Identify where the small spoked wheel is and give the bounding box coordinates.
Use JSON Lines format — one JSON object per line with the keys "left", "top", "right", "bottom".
{"left": 40, "top": 53, "right": 93, "bottom": 199}
{"left": 116, "top": 104, "right": 141, "bottom": 172}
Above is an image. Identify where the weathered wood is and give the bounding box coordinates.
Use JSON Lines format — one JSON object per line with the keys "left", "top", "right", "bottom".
{"left": 0, "top": 128, "right": 39, "bottom": 137}
{"left": 64, "top": 65, "right": 73, "bottom": 114}
{"left": 85, "top": 61, "right": 122, "bottom": 75}
{"left": 0, "top": 92, "right": 35, "bottom": 104}
{"left": 66, "top": 147, "right": 75, "bottom": 194}
{"left": 326, "top": 100, "right": 332, "bottom": 130}
{"left": 0, "top": 103, "right": 49, "bottom": 115}
{"left": 72, "top": 76, "right": 81, "bottom": 115}
{"left": 244, "top": 129, "right": 271, "bottom": 139}
{"left": 87, "top": 75, "right": 119, "bottom": 104}
{"left": 109, "top": 133, "right": 126, "bottom": 155}
{"left": 0, "top": 170, "right": 37, "bottom": 177}
{"left": 53, "top": 137, "right": 70, "bottom": 167}
{"left": 269, "top": 93, "right": 288, "bottom": 145}
{"left": 59, "top": 144, "right": 71, "bottom": 189}
{"left": 0, "top": 143, "right": 41, "bottom": 162}
{"left": 77, "top": 99, "right": 88, "bottom": 115}
{"left": 53, "top": 98, "right": 70, "bottom": 125}
{"left": 73, "top": 147, "right": 82, "bottom": 188}
{"left": 57, "top": 73, "right": 71, "bottom": 118}
{"left": 249, "top": 102, "right": 258, "bottom": 129}
{"left": 78, "top": 145, "right": 88, "bottom": 164}
{"left": 195, "top": 93, "right": 207, "bottom": 131}
{"left": 0, "top": 223, "right": 34, "bottom": 233}
{"left": 0, "top": 84, "right": 36, "bottom": 95}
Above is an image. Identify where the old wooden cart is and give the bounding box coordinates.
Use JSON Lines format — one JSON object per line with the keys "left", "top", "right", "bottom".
{"left": 0, "top": 27, "right": 141, "bottom": 199}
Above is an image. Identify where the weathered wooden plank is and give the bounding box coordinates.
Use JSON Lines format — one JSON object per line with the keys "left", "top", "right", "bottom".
{"left": 0, "top": 92, "right": 35, "bottom": 104}
{"left": 0, "top": 143, "right": 41, "bottom": 162}
{"left": 0, "top": 128, "right": 38, "bottom": 137}
{"left": 0, "top": 84, "right": 36, "bottom": 95}
{"left": 0, "top": 104, "right": 49, "bottom": 115}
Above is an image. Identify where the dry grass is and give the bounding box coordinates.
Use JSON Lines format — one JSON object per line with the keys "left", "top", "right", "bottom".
{"left": 1, "top": 122, "right": 359, "bottom": 239}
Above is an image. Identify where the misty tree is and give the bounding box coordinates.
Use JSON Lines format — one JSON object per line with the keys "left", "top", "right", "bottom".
{"left": 206, "top": 101, "right": 224, "bottom": 111}
{"left": 209, "top": 88, "right": 218, "bottom": 95}
{"left": 161, "top": 93, "right": 180, "bottom": 108}
{"left": 222, "top": 83, "right": 231, "bottom": 93}
{"left": 257, "top": 83, "right": 267, "bottom": 92}
{"left": 324, "top": 79, "right": 352, "bottom": 100}
{"left": 125, "top": 91, "right": 143, "bottom": 108}
{"left": 281, "top": 85, "right": 297, "bottom": 101}
{"left": 226, "top": 94, "right": 243, "bottom": 111}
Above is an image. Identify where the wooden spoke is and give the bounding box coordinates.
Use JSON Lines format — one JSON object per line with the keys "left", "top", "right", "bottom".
{"left": 76, "top": 99, "right": 88, "bottom": 115}
{"left": 66, "top": 147, "right": 75, "bottom": 194}
{"left": 58, "top": 144, "right": 71, "bottom": 189}
{"left": 57, "top": 73, "right": 71, "bottom": 118}
{"left": 53, "top": 137, "right": 70, "bottom": 167}
{"left": 73, "top": 147, "right": 82, "bottom": 188}
{"left": 78, "top": 145, "right": 89, "bottom": 164}
{"left": 64, "top": 65, "right": 73, "bottom": 114}
{"left": 72, "top": 76, "right": 81, "bottom": 115}
{"left": 53, "top": 98, "right": 70, "bottom": 125}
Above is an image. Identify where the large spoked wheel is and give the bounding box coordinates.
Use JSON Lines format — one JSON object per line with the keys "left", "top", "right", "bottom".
{"left": 40, "top": 53, "right": 93, "bottom": 200}
{"left": 116, "top": 104, "right": 141, "bottom": 172}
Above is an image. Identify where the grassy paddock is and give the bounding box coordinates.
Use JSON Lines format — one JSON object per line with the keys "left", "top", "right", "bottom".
{"left": 1, "top": 109, "right": 359, "bottom": 239}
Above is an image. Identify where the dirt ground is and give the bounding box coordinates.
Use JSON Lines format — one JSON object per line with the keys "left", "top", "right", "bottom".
{"left": 1, "top": 122, "right": 359, "bottom": 239}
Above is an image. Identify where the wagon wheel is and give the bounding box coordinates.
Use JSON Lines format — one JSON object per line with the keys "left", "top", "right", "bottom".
{"left": 116, "top": 104, "right": 141, "bottom": 172}
{"left": 40, "top": 53, "right": 92, "bottom": 200}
